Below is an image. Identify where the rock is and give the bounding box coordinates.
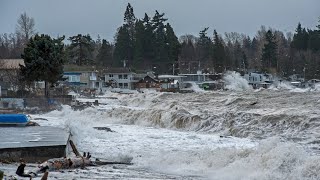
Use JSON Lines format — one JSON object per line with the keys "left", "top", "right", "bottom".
{"left": 93, "top": 127, "right": 115, "bottom": 132}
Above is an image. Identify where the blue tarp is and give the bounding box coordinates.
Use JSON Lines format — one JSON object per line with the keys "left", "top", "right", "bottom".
{"left": 0, "top": 114, "right": 29, "bottom": 125}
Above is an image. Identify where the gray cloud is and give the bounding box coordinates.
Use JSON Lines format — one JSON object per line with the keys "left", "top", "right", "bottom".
{"left": 0, "top": 0, "right": 319, "bottom": 41}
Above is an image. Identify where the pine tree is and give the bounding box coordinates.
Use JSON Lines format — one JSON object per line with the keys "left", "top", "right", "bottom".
{"left": 114, "top": 25, "right": 131, "bottom": 67}
{"left": 124, "top": 3, "right": 136, "bottom": 63}
{"left": 212, "top": 30, "right": 226, "bottom": 73}
{"left": 20, "top": 34, "right": 65, "bottom": 97}
{"left": 165, "top": 23, "right": 181, "bottom": 68}
{"left": 133, "top": 20, "right": 145, "bottom": 68}
{"left": 233, "top": 40, "right": 242, "bottom": 69}
{"left": 124, "top": 3, "right": 136, "bottom": 32}
{"left": 152, "top": 11, "right": 169, "bottom": 73}
{"left": 261, "top": 30, "right": 278, "bottom": 70}
{"left": 241, "top": 51, "right": 248, "bottom": 70}
{"left": 96, "top": 39, "right": 113, "bottom": 68}
{"left": 68, "top": 34, "right": 94, "bottom": 66}
{"left": 196, "top": 27, "right": 213, "bottom": 69}
{"left": 114, "top": 3, "right": 136, "bottom": 66}
{"left": 142, "top": 13, "right": 156, "bottom": 66}
{"left": 179, "top": 34, "right": 197, "bottom": 63}
{"left": 291, "top": 23, "right": 309, "bottom": 50}
{"left": 308, "top": 29, "right": 320, "bottom": 52}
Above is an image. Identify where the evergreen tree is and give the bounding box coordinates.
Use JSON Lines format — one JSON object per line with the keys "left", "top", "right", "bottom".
{"left": 224, "top": 41, "right": 233, "bottom": 70}
{"left": 114, "top": 3, "right": 136, "bottom": 66}
{"left": 95, "top": 35, "right": 102, "bottom": 50}
{"left": 250, "top": 37, "right": 261, "bottom": 69}
{"left": 242, "top": 36, "right": 252, "bottom": 69}
{"left": 241, "top": 51, "right": 248, "bottom": 70}
{"left": 179, "top": 35, "right": 196, "bottom": 61}
{"left": 114, "top": 25, "right": 131, "bottom": 67}
{"left": 124, "top": 3, "right": 136, "bottom": 64}
{"left": 124, "top": 3, "right": 136, "bottom": 33}
{"left": 133, "top": 20, "right": 145, "bottom": 68}
{"left": 308, "top": 29, "right": 320, "bottom": 52}
{"left": 196, "top": 27, "right": 213, "bottom": 69}
{"left": 152, "top": 11, "right": 169, "bottom": 73}
{"left": 68, "top": 34, "right": 94, "bottom": 66}
{"left": 142, "top": 13, "right": 156, "bottom": 66}
{"left": 212, "top": 30, "right": 226, "bottom": 73}
{"left": 20, "top": 34, "right": 65, "bottom": 97}
{"left": 165, "top": 23, "right": 181, "bottom": 70}
{"left": 291, "top": 23, "right": 309, "bottom": 50}
{"left": 96, "top": 39, "right": 113, "bottom": 68}
{"left": 261, "top": 30, "right": 278, "bottom": 70}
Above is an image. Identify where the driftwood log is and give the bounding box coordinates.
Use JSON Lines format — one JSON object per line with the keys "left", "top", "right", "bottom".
{"left": 16, "top": 140, "right": 132, "bottom": 178}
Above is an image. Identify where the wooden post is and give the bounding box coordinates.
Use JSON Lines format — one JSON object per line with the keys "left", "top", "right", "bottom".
{"left": 69, "top": 140, "right": 81, "bottom": 157}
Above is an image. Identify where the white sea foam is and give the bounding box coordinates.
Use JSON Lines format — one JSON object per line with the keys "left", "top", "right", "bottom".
{"left": 3, "top": 90, "right": 320, "bottom": 179}
{"left": 189, "top": 81, "right": 206, "bottom": 93}
{"left": 223, "top": 71, "right": 252, "bottom": 91}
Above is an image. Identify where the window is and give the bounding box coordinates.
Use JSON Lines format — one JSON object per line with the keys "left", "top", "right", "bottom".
{"left": 124, "top": 74, "right": 128, "bottom": 79}
{"left": 119, "top": 75, "right": 123, "bottom": 79}
{"left": 109, "top": 74, "right": 113, "bottom": 77}
{"left": 69, "top": 75, "right": 80, "bottom": 82}
{"left": 119, "top": 83, "right": 123, "bottom": 88}
{"left": 124, "top": 83, "right": 128, "bottom": 88}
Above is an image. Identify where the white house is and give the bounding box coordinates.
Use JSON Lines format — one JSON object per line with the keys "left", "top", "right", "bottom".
{"left": 289, "top": 74, "right": 305, "bottom": 82}
{"left": 104, "top": 68, "right": 138, "bottom": 90}
{"left": 243, "top": 72, "right": 274, "bottom": 88}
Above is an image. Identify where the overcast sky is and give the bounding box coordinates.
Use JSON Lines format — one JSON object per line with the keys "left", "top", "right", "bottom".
{"left": 1, "top": 0, "right": 319, "bottom": 41}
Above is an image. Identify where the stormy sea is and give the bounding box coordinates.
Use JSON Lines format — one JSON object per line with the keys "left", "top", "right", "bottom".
{"left": 2, "top": 74, "right": 320, "bottom": 180}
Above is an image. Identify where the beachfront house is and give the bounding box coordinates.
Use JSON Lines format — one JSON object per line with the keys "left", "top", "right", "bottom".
{"left": 63, "top": 65, "right": 104, "bottom": 92}
{"left": 103, "top": 67, "right": 137, "bottom": 90}
{"left": 135, "top": 75, "right": 160, "bottom": 90}
{"left": 178, "top": 70, "right": 224, "bottom": 90}
{"left": 243, "top": 72, "right": 274, "bottom": 89}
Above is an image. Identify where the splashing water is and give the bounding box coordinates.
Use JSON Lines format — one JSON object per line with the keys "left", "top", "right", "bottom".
{"left": 223, "top": 71, "right": 252, "bottom": 91}
{"left": 2, "top": 90, "right": 320, "bottom": 179}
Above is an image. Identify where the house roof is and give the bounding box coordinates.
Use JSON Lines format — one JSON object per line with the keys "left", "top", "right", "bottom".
{"left": 104, "top": 67, "right": 134, "bottom": 74}
{"left": 63, "top": 72, "right": 82, "bottom": 75}
{"left": 63, "top": 65, "right": 97, "bottom": 72}
{"left": 0, "top": 59, "right": 25, "bottom": 69}
{"left": 138, "top": 75, "right": 159, "bottom": 83}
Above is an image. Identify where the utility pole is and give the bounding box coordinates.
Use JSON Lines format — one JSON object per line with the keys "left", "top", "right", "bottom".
{"left": 122, "top": 60, "right": 127, "bottom": 68}
{"left": 172, "top": 63, "right": 175, "bottom": 75}
{"left": 303, "top": 67, "right": 306, "bottom": 82}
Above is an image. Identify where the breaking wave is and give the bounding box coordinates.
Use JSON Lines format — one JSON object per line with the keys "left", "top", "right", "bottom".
{"left": 43, "top": 90, "right": 320, "bottom": 152}
{"left": 33, "top": 89, "right": 320, "bottom": 179}
{"left": 223, "top": 71, "right": 252, "bottom": 91}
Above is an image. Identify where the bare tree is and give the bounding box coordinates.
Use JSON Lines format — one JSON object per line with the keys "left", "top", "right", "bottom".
{"left": 16, "top": 12, "right": 36, "bottom": 44}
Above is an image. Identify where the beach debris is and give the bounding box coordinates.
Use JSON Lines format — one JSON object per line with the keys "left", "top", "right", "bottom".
{"left": 15, "top": 140, "right": 132, "bottom": 178}
{"left": 93, "top": 127, "right": 115, "bottom": 132}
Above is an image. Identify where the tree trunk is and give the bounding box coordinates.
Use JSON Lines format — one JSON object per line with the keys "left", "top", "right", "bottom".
{"left": 44, "top": 81, "right": 49, "bottom": 98}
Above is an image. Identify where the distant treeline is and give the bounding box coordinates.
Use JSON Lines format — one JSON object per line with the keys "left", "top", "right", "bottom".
{"left": 1, "top": 4, "right": 320, "bottom": 78}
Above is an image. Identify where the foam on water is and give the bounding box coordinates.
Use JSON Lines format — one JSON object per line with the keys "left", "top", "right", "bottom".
{"left": 223, "top": 71, "right": 252, "bottom": 91}
{"left": 3, "top": 90, "right": 320, "bottom": 179}
{"left": 189, "top": 81, "right": 207, "bottom": 93}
